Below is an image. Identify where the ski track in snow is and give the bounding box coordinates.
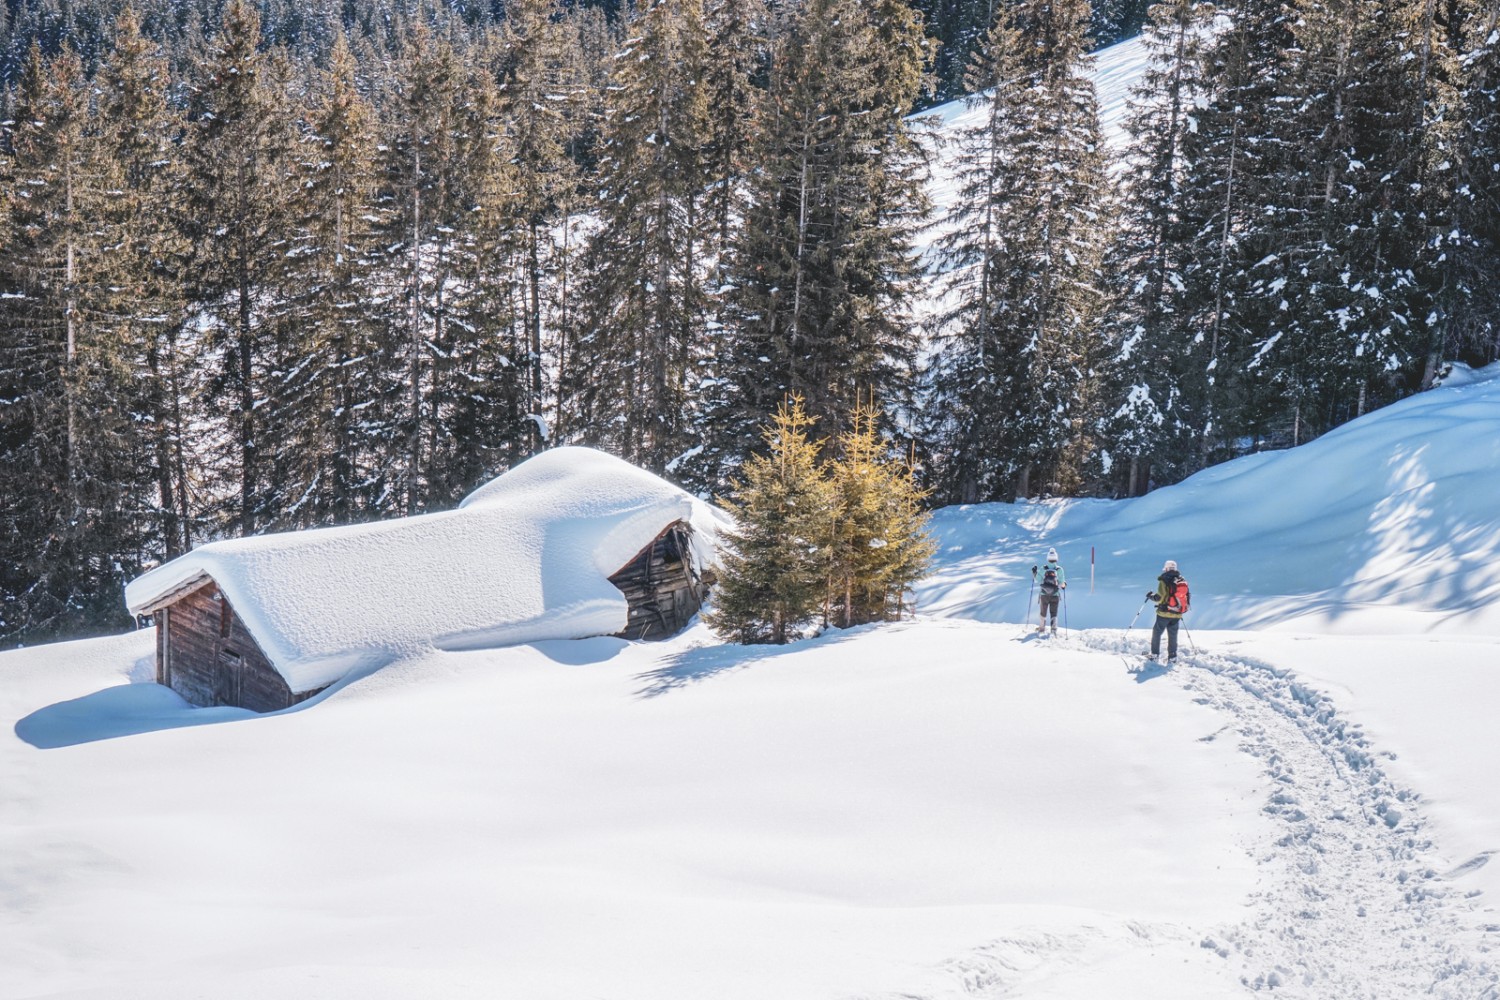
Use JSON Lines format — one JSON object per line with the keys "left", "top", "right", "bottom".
{"left": 860, "top": 632, "right": 1500, "bottom": 1000}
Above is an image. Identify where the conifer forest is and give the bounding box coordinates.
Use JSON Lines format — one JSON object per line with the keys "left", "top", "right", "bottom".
{"left": 1, "top": 0, "right": 1496, "bottom": 645}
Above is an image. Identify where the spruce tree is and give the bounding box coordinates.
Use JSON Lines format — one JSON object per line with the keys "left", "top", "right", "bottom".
{"left": 1240, "top": 0, "right": 1452, "bottom": 442}
{"left": 825, "top": 395, "right": 934, "bottom": 627}
{"left": 0, "top": 44, "right": 147, "bottom": 641}
{"left": 924, "top": 0, "right": 1106, "bottom": 503}
{"left": 272, "top": 31, "right": 386, "bottom": 529}
{"left": 567, "top": 0, "right": 714, "bottom": 472}
{"left": 1172, "top": 0, "right": 1293, "bottom": 459}
{"left": 1452, "top": 0, "right": 1500, "bottom": 365}
{"left": 707, "top": 0, "right": 930, "bottom": 492}
{"left": 377, "top": 28, "right": 526, "bottom": 510}
{"left": 1101, "top": 0, "right": 1216, "bottom": 495}
{"left": 705, "top": 396, "right": 833, "bottom": 645}
{"left": 178, "top": 0, "right": 300, "bottom": 535}
{"left": 98, "top": 5, "right": 193, "bottom": 556}
{"left": 491, "top": 0, "right": 585, "bottom": 452}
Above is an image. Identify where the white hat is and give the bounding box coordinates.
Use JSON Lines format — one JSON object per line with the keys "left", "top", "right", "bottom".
{"left": 1163, "top": 559, "right": 1178, "bottom": 572}
{"left": 1047, "top": 548, "right": 1058, "bottom": 562}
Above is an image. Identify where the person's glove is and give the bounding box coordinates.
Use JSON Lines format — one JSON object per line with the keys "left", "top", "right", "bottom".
{"left": 1146, "top": 591, "right": 1156, "bottom": 601}
{"left": 1032, "top": 565, "right": 1038, "bottom": 575}
{"left": 1061, "top": 583, "right": 1067, "bottom": 589}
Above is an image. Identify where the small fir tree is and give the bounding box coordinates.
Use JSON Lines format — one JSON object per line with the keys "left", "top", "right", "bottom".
{"left": 825, "top": 395, "right": 935, "bottom": 627}
{"left": 706, "top": 396, "right": 833, "bottom": 645}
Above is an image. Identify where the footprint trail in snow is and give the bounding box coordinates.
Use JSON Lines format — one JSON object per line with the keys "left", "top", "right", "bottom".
{"left": 1112, "top": 634, "right": 1498, "bottom": 997}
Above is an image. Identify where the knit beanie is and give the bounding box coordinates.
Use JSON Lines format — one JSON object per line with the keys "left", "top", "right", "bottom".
{"left": 1163, "top": 559, "right": 1178, "bottom": 572}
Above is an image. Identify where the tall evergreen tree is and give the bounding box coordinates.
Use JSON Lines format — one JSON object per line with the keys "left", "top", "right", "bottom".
{"left": 1451, "top": 0, "right": 1500, "bottom": 365}
{"left": 924, "top": 0, "right": 1107, "bottom": 502}
{"left": 1171, "top": 0, "right": 1293, "bottom": 459}
{"left": 567, "top": 0, "right": 714, "bottom": 472}
{"left": 272, "top": 31, "right": 387, "bottom": 529}
{"left": 1239, "top": 0, "right": 1452, "bottom": 442}
{"left": 98, "top": 5, "right": 193, "bottom": 556}
{"left": 0, "top": 44, "right": 146, "bottom": 640}
{"left": 491, "top": 0, "right": 585, "bottom": 453}
{"left": 178, "top": 0, "right": 300, "bottom": 535}
{"left": 1101, "top": 0, "right": 1216, "bottom": 495}
{"left": 705, "top": 0, "right": 930, "bottom": 492}
{"left": 378, "top": 27, "right": 524, "bottom": 510}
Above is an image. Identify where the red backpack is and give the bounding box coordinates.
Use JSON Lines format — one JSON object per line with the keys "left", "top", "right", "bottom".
{"left": 1165, "top": 577, "right": 1191, "bottom": 615}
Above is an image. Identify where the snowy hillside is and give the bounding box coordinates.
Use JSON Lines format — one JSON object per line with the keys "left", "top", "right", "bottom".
{"left": 917, "top": 361, "right": 1500, "bottom": 636}
{"left": 5, "top": 361, "right": 1500, "bottom": 997}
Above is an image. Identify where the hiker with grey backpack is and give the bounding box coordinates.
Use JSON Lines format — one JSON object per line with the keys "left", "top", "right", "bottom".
{"left": 1033, "top": 548, "right": 1066, "bottom": 635}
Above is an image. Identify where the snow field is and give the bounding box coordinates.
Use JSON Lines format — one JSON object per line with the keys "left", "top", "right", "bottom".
{"left": 2, "top": 620, "right": 1269, "bottom": 999}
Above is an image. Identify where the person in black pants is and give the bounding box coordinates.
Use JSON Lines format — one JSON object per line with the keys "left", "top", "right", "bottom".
{"left": 1147, "top": 559, "right": 1186, "bottom": 662}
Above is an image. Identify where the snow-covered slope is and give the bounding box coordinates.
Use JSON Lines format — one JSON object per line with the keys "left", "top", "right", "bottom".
{"left": 917, "top": 361, "right": 1500, "bottom": 637}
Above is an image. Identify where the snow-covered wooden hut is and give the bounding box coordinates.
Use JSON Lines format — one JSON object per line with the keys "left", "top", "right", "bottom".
{"left": 125, "top": 447, "right": 726, "bottom": 712}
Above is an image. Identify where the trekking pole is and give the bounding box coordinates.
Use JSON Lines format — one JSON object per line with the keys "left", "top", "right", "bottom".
{"left": 1182, "top": 620, "right": 1200, "bottom": 655}
{"left": 1024, "top": 566, "right": 1036, "bottom": 634}
{"left": 1062, "top": 586, "right": 1069, "bottom": 636}
{"left": 1123, "top": 596, "right": 1152, "bottom": 648}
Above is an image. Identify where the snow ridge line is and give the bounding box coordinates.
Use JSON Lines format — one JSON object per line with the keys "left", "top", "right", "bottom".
{"left": 1088, "top": 633, "right": 1500, "bottom": 998}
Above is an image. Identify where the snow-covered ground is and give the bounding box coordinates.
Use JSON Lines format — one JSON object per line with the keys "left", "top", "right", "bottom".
{"left": 5, "top": 368, "right": 1500, "bottom": 998}
{"left": 6, "top": 36, "right": 1500, "bottom": 1000}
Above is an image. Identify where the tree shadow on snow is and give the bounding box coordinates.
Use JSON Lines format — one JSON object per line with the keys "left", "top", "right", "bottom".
{"left": 632, "top": 625, "right": 881, "bottom": 699}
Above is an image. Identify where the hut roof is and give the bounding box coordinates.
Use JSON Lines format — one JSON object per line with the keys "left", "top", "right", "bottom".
{"left": 125, "top": 447, "right": 728, "bottom": 694}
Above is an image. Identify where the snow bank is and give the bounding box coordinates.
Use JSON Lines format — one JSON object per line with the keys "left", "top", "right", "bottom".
{"left": 918, "top": 362, "right": 1500, "bottom": 636}
{"left": 125, "top": 447, "right": 729, "bottom": 693}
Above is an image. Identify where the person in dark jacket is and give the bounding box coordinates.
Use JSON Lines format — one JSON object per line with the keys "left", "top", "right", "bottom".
{"left": 1147, "top": 559, "right": 1186, "bottom": 662}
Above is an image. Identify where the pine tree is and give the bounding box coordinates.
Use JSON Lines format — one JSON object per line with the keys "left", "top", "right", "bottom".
{"left": 491, "top": 0, "right": 586, "bottom": 452}
{"left": 377, "top": 28, "right": 526, "bottom": 510}
{"left": 1172, "top": 0, "right": 1293, "bottom": 459}
{"left": 0, "top": 44, "right": 147, "bottom": 641}
{"left": 98, "top": 5, "right": 194, "bottom": 556}
{"left": 1451, "top": 0, "right": 1500, "bottom": 365}
{"left": 1101, "top": 0, "right": 1216, "bottom": 495}
{"left": 825, "top": 395, "right": 934, "bottom": 627}
{"left": 705, "top": 395, "right": 833, "bottom": 645}
{"left": 567, "top": 0, "right": 715, "bottom": 472}
{"left": 178, "top": 0, "right": 300, "bottom": 535}
{"left": 1239, "top": 0, "right": 1453, "bottom": 442}
{"left": 272, "top": 30, "right": 386, "bottom": 529}
{"left": 924, "top": 0, "right": 1107, "bottom": 503}
{"left": 707, "top": 0, "right": 930, "bottom": 492}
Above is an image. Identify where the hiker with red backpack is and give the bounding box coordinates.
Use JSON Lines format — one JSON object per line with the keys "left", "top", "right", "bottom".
{"left": 1146, "top": 560, "right": 1190, "bottom": 663}
{"left": 1033, "top": 548, "right": 1066, "bottom": 634}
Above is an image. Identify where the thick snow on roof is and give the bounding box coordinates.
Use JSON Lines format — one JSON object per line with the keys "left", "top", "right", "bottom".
{"left": 125, "top": 447, "right": 728, "bottom": 693}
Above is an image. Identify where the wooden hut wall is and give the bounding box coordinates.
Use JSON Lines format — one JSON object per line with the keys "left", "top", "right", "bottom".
{"left": 610, "top": 522, "right": 708, "bottom": 641}
{"left": 157, "top": 580, "right": 316, "bottom": 713}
